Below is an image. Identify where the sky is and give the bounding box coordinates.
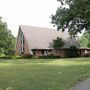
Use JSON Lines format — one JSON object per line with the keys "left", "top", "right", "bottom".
{"left": 0, "top": 0, "right": 60, "bottom": 36}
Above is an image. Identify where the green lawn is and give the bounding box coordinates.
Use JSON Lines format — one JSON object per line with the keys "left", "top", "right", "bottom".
{"left": 0, "top": 58, "right": 90, "bottom": 90}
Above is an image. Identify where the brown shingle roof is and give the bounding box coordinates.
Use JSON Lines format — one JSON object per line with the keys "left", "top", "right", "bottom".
{"left": 20, "top": 25, "right": 70, "bottom": 49}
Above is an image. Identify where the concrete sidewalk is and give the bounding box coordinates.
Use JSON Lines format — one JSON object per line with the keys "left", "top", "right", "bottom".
{"left": 72, "top": 78, "right": 90, "bottom": 90}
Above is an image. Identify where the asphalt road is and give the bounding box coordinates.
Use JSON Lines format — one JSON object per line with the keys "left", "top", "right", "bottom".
{"left": 72, "top": 78, "right": 90, "bottom": 90}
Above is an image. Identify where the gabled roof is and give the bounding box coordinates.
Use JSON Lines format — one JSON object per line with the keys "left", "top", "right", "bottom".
{"left": 19, "top": 25, "right": 70, "bottom": 49}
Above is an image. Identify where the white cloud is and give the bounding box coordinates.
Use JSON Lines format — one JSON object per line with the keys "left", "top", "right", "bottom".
{"left": 0, "top": 0, "right": 60, "bottom": 36}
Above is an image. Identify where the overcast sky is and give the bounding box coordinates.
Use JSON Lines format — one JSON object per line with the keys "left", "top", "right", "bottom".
{"left": 0, "top": 0, "right": 60, "bottom": 36}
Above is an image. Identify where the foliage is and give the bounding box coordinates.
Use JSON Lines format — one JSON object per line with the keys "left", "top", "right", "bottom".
{"left": 79, "top": 35, "right": 88, "bottom": 47}
{"left": 79, "top": 31, "right": 90, "bottom": 47}
{"left": 0, "top": 17, "right": 15, "bottom": 55}
{"left": 87, "top": 30, "right": 90, "bottom": 47}
{"left": 4, "top": 50, "right": 15, "bottom": 56}
{"left": 87, "top": 43, "right": 90, "bottom": 48}
{"left": 52, "top": 37, "right": 65, "bottom": 49}
{"left": 67, "top": 46, "right": 79, "bottom": 57}
{"left": 0, "top": 58, "right": 90, "bottom": 90}
{"left": 51, "top": 0, "right": 90, "bottom": 38}
{"left": 0, "top": 55, "right": 25, "bottom": 59}
{"left": 0, "top": 55, "right": 13, "bottom": 59}
{"left": 39, "top": 54, "right": 61, "bottom": 59}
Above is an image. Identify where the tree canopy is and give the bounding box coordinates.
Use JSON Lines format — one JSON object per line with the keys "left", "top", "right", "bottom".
{"left": 52, "top": 37, "right": 65, "bottom": 49}
{"left": 51, "top": 0, "right": 90, "bottom": 37}
{"left": 79, "top": 31, "right": 90, "bottom": 47}
{"left": 0, "top": 17, "right": 15, "bottom": 55}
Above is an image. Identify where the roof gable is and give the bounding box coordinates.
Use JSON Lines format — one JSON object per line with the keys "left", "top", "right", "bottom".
{"left": 19, "top": 25, "right": 70, "bottom": 49}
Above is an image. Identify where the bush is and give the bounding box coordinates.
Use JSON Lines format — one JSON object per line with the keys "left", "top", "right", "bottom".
{"left": 67, "top": 46, "right": 79, "bottom": 58}
{"left": 0, "top": 55, "right": 12, "bottom": 59}
{"left": 0, "top": 55, "right": 33, "bottom": 59}
{"left": 4, "top": 50, "right": 15, "bottom": 56}
{"left": 53, "top": 37, "right": 65, "bottom": 49}
{"left": 87, "top": 43, "right": 90, "bottom": 48}
{"left": 12, "top": 55, "right": 33, "bottom": 59}
{"left": 39, "top": 54, "right": 61, "bottom": 59}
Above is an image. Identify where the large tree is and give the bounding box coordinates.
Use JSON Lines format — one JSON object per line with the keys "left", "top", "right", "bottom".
{"left": 79, "top": 32, "right": 88, "bottom": 47}
{"left": 52, "top": 37, "right": 65, "bottom": 49}
{"left": 79, "top": 31, "right": 90, "bottom": 47}
{"left": 0, "top": 17, "right": 15, "bottom": 55}
{"left": 51, "top": 0, "right": 90, "bottom": 38}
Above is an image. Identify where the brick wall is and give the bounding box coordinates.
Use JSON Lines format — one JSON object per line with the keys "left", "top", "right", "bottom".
{"left": 78, "top": 49, "right": 90, "bottom": 57}
{"left": 15, "top": 30, "right": 21, "bottom": 55}
{"left": 23, "top": 39, "right": 30, "bottom": 56}
{"left": 52, "top": 49, "right": 67, "bottom": 57}
{"left": 15, "top": 29, "right": 30, "bottom": 56}
{"left": 34, "top": 50, "right": 42, "bottom": 58}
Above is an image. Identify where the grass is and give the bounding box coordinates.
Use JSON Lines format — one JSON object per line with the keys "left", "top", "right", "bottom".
{"left": 0, "top": 58, "right": 90, "bottom": 90}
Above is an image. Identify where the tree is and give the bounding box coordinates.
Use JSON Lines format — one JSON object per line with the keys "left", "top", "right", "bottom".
{"left": 79, "top": 31, "right": 90, "bottom": 47}
{"left": 67, "top": 46, "right": 79, "bottom": 57}
{"left": 51, "top": 0, "right": 90, "bottom": 38}
{"left": 4, "top": 30, "right": 16, "bottom": 55}
{"left": 52, "top": 37, "right": 65, "bottom": 49}
{"left": 79, "top": 35, "right": 88, "bottom": 47}
{"left": 87, "top": 30, "right": 90, "bottom": 47}
{"left": 0, "top": 17, "right": 15, "bottom": 55}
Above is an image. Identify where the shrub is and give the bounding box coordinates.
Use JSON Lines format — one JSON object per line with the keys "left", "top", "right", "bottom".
{"left": 67, "top": 46, "right": 79, "bottom": 57}
{"left": 87, "top": 43, "right": 90, "bottom": 48}
{"left": 39, "top": 54, "right": 61, "bottom": 59}
{"left": 12, "top": 55, "right": 33, "bottom": 59}
{"left": 0, "top": 56, "right": 12, "bottom": 59}
{"left": 0, "top": 55, "right": 32, "bottom": 59}
{"left": 4, "top": 50, "right": 15, "bottom": 56}
{"left": 53, "top": 37, "right": 65, "bottom": 49}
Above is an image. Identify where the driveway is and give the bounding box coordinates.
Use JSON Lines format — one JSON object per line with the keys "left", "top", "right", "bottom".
{"left": 72, "top": 78, "right": 90, "bottom": 90}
